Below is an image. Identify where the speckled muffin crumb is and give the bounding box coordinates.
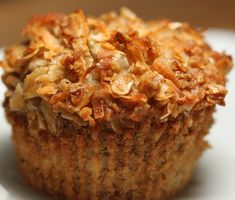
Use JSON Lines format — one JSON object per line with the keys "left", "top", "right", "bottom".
{"left": 1, "top": 8, "right": 232, "bottom": 200}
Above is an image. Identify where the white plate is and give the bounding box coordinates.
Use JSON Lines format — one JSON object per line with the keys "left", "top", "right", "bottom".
{"left": 0, "top": 29, "right": 235, "bottom": 200}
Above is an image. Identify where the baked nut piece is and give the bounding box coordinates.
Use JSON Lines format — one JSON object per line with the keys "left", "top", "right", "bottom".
{"left": 1, "top": 8, "right": 232, "bottom": 200}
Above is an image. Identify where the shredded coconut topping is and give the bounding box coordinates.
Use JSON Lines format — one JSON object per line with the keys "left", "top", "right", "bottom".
{"left": 1, "top": 8, "right": 232, "bottom": 126}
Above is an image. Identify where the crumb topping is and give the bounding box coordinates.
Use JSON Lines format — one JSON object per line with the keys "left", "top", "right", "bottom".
{"left": 1, "top": 8, "right": 232, "bottom": 126}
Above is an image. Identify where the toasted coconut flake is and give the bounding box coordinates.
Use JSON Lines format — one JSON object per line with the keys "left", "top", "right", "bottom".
{"left": 69, "top": 82, "right": 84, "bottom": 93}
{"left": 70, "top": 90, "right": 83, "bottom": 106}
{"left": 112, "top": 52, "right": 129, "bottom": 70}
{"left": 49, "top": 90, "right": 69, "bottom": 104}
{"left": 28, "top": 58, "right": 47, "bottom": 71}
{"left": 207, "top": 82, "right": 227, "bottom": 95}
{"left": 130, "top": 61, "right": 148, "bottom": 75}
{"left": 153, "top": 57, "right": 181, "bottom": 88}
{"left": 168, "top": 22, "right": 183, "bottom": 30}
{"left": 120, "top": 7, "right": 137, "bottom": 20}
{"left": 62, "top": 10, "right": 89, "bottom": 38}
{"left": 79, "top": 106, "right": 92, "bottom": 120}
{"left": 23, "top": 48, "right": 40, "bottom": 60}
{"left": 155, "top": 81, "right": 175, "bottom": 101}
{"left": 90, "top": 32, "right": 106, "bottom": 41}
{"left": 36, "top": 64, "right": 64, "bottom": 82}
{"left": 79, "top": 107, "right": 95, "bottom": 125}
{"left": 206, "top": 83, "right": 227, "bottom": 105}
{"left": 9, "top": 84, "right": 25, "bottom": 111}
{"left": 37, "top": 85, "right": 58, "bottom": 95}
{"left": 139, "top": 71, "right": 162, "bottom": 98}
{"left": 120, "top": 93, "right": 148, "bottom": 103}
{"left": 111, "top": 73, "right": 134, "bottom": 95}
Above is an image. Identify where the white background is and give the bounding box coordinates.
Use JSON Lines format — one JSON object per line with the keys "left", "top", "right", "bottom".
{"left": 0, "top": 29, "right": 235, "bottom": 200}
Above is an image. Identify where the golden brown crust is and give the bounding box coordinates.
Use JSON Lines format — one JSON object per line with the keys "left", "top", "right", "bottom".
{"left": 1, "top": 8, "right": 232, "bottom": 128}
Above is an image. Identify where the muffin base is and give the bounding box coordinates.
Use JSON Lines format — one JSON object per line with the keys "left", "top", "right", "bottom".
{"left": 10, "top": 106, "right": 213, "bottom": 200}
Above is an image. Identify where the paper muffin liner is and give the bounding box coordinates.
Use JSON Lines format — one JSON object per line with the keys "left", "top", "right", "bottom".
{"left": 10, "top": 106, "right": 213, "bottom": 200}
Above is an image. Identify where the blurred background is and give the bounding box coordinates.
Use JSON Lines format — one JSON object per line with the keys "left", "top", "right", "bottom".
{"left": 0, "top": 0, "right": 235, "bottom": 46}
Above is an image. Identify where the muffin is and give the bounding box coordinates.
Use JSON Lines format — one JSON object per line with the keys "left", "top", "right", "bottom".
{"left": 0, "top": 8, "right": 232, "bottom": 200}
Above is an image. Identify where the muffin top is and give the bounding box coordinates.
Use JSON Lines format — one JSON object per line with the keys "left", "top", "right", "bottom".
{"left": 1, "top": 8, "right": 232, "bottom": 126}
